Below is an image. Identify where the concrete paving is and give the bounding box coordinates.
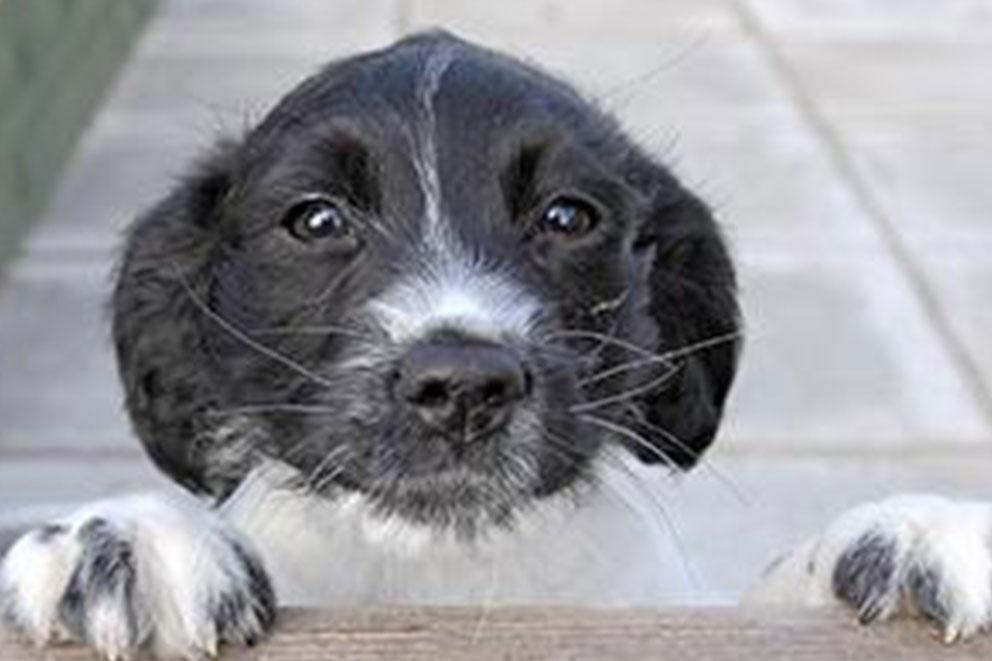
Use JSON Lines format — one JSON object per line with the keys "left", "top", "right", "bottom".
{"left": 1, "top": 0, "right": 991, "bottom": 600}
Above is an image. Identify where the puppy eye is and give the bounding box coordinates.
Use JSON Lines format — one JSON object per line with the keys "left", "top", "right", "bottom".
{"left": 538, "top": 197, "right": 598, "bottom": 238}
{"left": 282, "top": 196, "right": 352, "bottom": 242}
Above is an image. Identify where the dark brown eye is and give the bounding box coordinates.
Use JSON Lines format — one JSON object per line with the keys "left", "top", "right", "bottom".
{"left": 538, "top": 197, "right": 598, "bottom": 238}
{"left": 282, "top": 197, "right": 352, "bottom": 242}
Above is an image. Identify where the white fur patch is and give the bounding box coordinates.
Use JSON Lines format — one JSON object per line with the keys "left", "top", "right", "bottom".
{"left": 368, "top": 254, "right": 541, "bottom": 343}
{"left": 0, "top": 492, "right": 269, "bottom": 659}
{"left": 412, "top": 44, "right": 456, "bottom": 242}
{"left": 746, "top": 494, "right": 992, "bottom": 640}
{"left": 221, "top": 453, "right": 697, "bottom": 607}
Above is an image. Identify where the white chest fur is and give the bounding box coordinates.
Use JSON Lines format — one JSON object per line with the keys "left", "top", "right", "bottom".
{"left": 221, "top": 456, "right": 696, "bottom": 607}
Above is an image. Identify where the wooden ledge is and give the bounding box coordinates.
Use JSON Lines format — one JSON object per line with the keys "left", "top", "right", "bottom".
{"left": 2, "top": 606, "right": 990, "bottom": 660}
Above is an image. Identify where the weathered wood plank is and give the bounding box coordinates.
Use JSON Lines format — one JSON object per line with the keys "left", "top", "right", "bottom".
{"left": 2, "top": 607, "right": 989, "bottom": 660}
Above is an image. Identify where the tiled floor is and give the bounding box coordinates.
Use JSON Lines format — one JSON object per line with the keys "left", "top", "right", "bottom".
{"left": 2, "top": 0, "right": 991, "bottom": 600}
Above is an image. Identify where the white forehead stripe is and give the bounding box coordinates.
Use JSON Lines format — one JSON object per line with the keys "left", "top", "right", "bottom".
{"left": 414, "top": 45, "right": 456, "bottom": 240}
{"left": 370, "top": 259, "right": 540, "bottom": 343}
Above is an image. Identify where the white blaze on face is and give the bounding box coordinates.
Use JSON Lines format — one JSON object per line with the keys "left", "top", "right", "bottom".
{"left": 369, "top": 253, "right": 541, "bottom": 344}
{"left": 369, "top": 45, "right": 540, "bottom": 344}
{"left": 413, "top": 44, "right": 456, "bottom": 245}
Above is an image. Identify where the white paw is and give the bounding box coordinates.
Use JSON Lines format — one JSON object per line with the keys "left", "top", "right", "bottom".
{"left": 747, "top": 494, "right": 992, "bottom": 642}
{"left": 0, "top": 493, "right": 275, "bottom": 659}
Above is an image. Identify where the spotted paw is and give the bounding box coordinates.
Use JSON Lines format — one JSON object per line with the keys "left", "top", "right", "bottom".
{"left": 747, "top": 494, "right": 992, "bottom": 642}
{"left": 0, "top": 493, "right": 275, "bottom": 659}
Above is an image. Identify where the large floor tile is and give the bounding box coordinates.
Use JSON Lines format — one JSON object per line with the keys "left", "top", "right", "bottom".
{"left": 620, "top": 110, "right": 877, "bottom": 247}
{"left": 723, "top": 246, "right": 990, "bottom": 448}
{"left": 107, "top": 53, "right": 328, "bottom": 122}
{"left": 408, "top": 1, "right": 789, "bottom": 118}
{"left": 912, "top": 252, "right": 992, "bottom": 402}
{"left": 740, "top": 0, "right": 992, "bottom": 39}
{"left": 0, "top": 455, "right": 163, "bottom": 516}
{"left": 0, "top": 258, "right": 132, "bottom": 452}
{"left": 408, "top": 0, "right": 739, "bottom": 40}
{"left": 154, "top": 0, "right": 398, "bottom": 35}
{"left": 666, "top": 451, "right": 992, "bottom": 600}
{"left": 0, "top": 455, "right": 167, "bottom": 554}
{"left": 23, "top": 133, "right": 206, "bottom": 254}
{"left": 842, "top": 121, "right": 992, "bottom": 243}
{"left": 775, "top": 39, "right": 992, "bottom": 118}
{"left": 841, "top": 124, "right": 992, "bottom": 395}
{"left": 23, "top": 1, "right": 400, "bottom": 256}
{"left": 769, "top": 39, "right": 992, "bottom": 420}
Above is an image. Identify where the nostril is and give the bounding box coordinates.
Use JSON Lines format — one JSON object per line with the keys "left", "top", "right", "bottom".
{"left": 410, "top": 378, "right": 450, "bottom": 407}
{"left": 396, "top": 338, "right": 531, "bottom": 438}
{"left": 481, "top": 380, "right": 508, "bottom": 406}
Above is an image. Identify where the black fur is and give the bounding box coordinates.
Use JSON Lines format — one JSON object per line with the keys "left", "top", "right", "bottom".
{"left": 906, "top": 565, "right": 950, "bottom": 625}
{"left": 216, "top": 536, "right": 278, "bottom": 644}
{"left": 42, "top": 517, "right": 275, "bottom": 652}
{"left": 832, "top": 530, "right": 898, "bottom": 623}
{"left": 112, "top": 32, "right": 741, "bottom": 533}
{"left": 57, "top": 518, "right": 141, "bottom": 646}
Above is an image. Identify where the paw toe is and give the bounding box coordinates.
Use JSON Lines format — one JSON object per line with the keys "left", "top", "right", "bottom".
{"left": 57, "top": 518, "right": 146, "bottom": 655}
{"left": 831, "top": 530, "right": 900, "bottom": 623}
{"left": 211, "top": 539, "right": 276, "bottom": 645}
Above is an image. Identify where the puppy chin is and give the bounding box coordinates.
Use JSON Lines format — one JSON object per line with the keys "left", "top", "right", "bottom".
{"left": 364, "top": 470, "right": 525, "bottom": 541}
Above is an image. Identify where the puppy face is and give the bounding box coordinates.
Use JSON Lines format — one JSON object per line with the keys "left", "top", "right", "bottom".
{"left": 112, "top": 32, "right": 741, "bottom": 537}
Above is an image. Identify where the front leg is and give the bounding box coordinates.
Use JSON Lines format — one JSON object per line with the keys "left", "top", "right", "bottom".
{"left": 0, "top": 493, "right": 275, "bottom": 659}
{"left": 746, "top": 494, "right": 992, "bottom": 642}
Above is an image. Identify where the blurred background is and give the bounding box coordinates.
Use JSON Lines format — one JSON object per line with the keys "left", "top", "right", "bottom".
{"left": 1, "top": 0, "right": 990, "bottom": 601}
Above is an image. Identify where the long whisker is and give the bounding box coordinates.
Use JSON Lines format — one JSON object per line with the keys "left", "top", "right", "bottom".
{"left": 570, "top": 364, "right": 683, "bottom": 413}
{"left": 577, "top": 356, "right": 669, "bottom": 387}
{"left": 299, "top": 446, "right": 349, "bottom": 496}
{"left": 173, "top": 263, "right": 336, "bottom": 389}
{"left": 205, "top": 404, "right": 342, "bottom": 418}
{"left": 309, "top": 464, "right": 347, "bottom": 496}
{"left": 249, "top": 325, "right": 368, "bottom": 339}
{"left": 657, "top": 330, "right": 743, "bottom": 363}
{"left": 575, "top": 413, "right": 682, "bottom": 473}
{"left": 596, "top": 445, "right": 702, "bottom": 593}
{"left": 544, "top": 328, "right": 742, "bottom": 366}
{"left": 620, "top": 404, "right": 751, "bottom": 507}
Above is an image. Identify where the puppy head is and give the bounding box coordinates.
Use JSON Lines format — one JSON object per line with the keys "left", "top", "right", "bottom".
{"left": 113, "top": 32, "right": 741, "bottom": 537}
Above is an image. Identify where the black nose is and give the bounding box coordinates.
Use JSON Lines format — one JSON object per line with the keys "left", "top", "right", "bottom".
{"left": 396, "top": 340, "right": 530, "bottom": 441}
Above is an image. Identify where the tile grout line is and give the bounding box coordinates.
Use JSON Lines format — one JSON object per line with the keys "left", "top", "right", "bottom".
{"left": 728, "top": 0, "right": 992, "bottom": 434}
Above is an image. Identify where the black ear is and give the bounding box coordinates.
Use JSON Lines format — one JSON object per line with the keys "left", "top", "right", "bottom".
{"left": 631, "top": 173, "right": 742, "bottom": 470}
{"left": 111, "top": 142, "right": 246, "bottom": 498}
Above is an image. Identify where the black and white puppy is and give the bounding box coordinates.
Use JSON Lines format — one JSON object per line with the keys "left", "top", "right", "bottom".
{"left": 1, "top": 32, "right": 989, "bottom": 659}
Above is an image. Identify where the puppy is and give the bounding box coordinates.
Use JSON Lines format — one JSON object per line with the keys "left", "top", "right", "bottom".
{"left": 1, "top": 32, "right": 988, "bottom": 659}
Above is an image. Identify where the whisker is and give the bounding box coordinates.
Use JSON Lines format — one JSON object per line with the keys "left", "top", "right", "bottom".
{"left": 656, "top": 330, "right": 743, "bottom": 363}
{"left": 620, "top": 404, "right": 751, "bottom": 507}
{"left": 596, "top": 445, "right": 702, "bottom": 593}
{"left": 542, "top": 329, "right": 667, "bottom": 363}
{"left": 249, "top": 324, "right": 368, "bottom": 339}
{"left": 544, "top": 328, "right": 742, "bottom": 367}
{"left": 575, "top": 413, "right": 682, "bottom": 473}
{"left": 309, "top": 464, "right": 347, "bottom": 496}
{"left": 173, "top": 263, "right": 336, "bottom": 389}
{"left": 276, "top": 435, "right": 319, "bottom": 464}
{"left": 299, "top": 446, "right": 349, "bottom": 496}
{"left": 206, "top": 404, "right": 342, "bottom": 418}
{"left": 577, "top": 356, "right": 669, "bottom": 387}
{"left": 570, "top": 364, "right": 683, "bottom": 413}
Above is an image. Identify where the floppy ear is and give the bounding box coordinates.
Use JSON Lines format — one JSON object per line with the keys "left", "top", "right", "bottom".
{"left": 111, "top": 142, "right": 246, "bottom": 499}
{"left": 631, "top": 172, "right": 742, "bottom": 469}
